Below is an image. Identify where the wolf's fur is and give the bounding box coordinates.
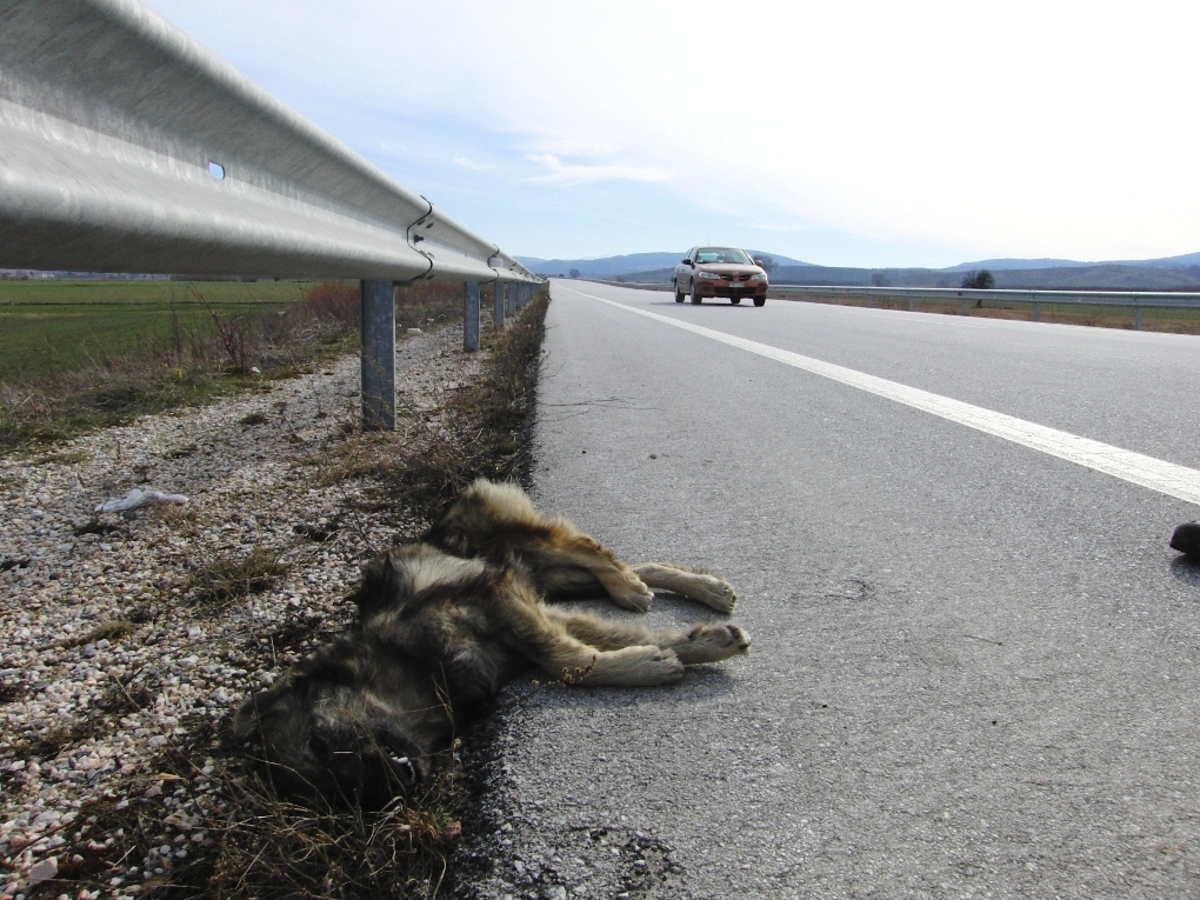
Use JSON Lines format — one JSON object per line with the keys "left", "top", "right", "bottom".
{"left": 232, "top": 479, "right": 749, "bottom": 807}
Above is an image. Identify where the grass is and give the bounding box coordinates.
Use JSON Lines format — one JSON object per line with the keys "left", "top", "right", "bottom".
{"left": 0, "top": 279, "right": 304, "bottom": 380}
{"left": 0, "top": 279, "right": 475, "bottom": 453}
{"left": 773, "top": 289, "right": 1200, "bottom": 334}
{"left": 58, "top": 619, "right": 136, "bottom": 649}
{"left": 198, "top": 766, "right": 467, "bottom": 899}
{"left": 185, "top": 548, "right": 292, "bottom": 610}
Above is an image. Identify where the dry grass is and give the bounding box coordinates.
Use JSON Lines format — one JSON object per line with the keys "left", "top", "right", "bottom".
{"left": 200, "top": 765, "right": 466, "bottom": 900}
{"left": 58, "top": 619, "right": 136, "bottom": 649}
{"left": 185, "top": 548, "right": 291, "bottom": 610}
{"left": 324, "top": 286, "right": 549, "bottom": 514}
{"left": 782, "top": 290, "right": 1200, "bottom": 333}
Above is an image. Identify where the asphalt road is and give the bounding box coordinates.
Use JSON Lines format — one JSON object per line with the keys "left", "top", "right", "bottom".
{"left": 453, "top": 281, "right": 1200, "bottom": 899}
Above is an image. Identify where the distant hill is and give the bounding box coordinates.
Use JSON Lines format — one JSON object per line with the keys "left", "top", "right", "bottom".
{"left": 524, "top": 249, "right": 1200, "bottom": 291}
{"left": 942, "top": 258, "right": 1091, "bottom": 272}
{"left": 947, "top": 252, "right": 1200, "bottom": 272}
{"left": 517, "top": 250, "right": 811, "bottom": 279}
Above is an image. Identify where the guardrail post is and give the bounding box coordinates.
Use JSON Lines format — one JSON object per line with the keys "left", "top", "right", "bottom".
{"left": 463, "top": 282, "right": 480, "bottom": 351}
{"left": 908, "top": 298, "right": 915, "bottom": 312}
{"left": 494, "top": 282, "right": 506, "bottom": 327}
{"left": 1135, "top": 306, "right": 1145, "bottom": 330}
{"left": 1033, "top": 302, "right": 1042, "bottom": 322}
{"left": 962, "top": 297, "right": 971, "bottom": 315}
{"left": 360, "top": 279, "right": 396, "bottom": 430}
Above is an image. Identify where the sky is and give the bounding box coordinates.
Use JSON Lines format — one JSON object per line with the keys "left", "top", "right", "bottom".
{"left": 145, "top": 0, "right": 1200, "bottom": 269}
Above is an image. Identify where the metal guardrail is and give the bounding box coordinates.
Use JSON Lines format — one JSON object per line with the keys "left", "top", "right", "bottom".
{"left": 769, "top": 285, "right": 1200, "bottom": 328}
{"left": 596, "top": 280, "right": 1200, "bottom": 330}
{"left": 0, "top": 0, "right": 541, "bottom": 426}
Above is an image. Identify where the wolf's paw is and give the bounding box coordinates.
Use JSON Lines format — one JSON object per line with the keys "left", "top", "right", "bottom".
{"left": 673, "top": 624, "right": 751, "bottom": 665}
{"left": 597, "top": 645, "right": 684, "bottom": 685}
{"left": 629, "top": 646, "right": 685, "bottom": 684}
{"left": 611, "top": 579, "right": 655, "bottom": 613}
{"left": 692, "top": 575, "right": 738, "bottom": 614}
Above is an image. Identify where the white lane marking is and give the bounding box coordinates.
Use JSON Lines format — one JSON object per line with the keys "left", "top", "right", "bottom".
{"left": 560, "top": 285, "right": 1200, "bottom": 506}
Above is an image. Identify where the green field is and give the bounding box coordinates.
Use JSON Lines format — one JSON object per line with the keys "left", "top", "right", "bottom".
{"left": 0, "top": 279, "right": 307, "bottom": 381}
{"left": 0, "top": 278, "right": 475, "bottom": 451}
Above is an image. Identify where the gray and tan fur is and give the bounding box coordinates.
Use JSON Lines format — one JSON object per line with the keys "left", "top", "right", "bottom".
{"left": 233, "top": 479, "right": 749, "bottom": 807}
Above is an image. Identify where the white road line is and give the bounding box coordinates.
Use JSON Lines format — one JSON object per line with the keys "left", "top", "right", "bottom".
{"left": 561, "top": 286, "right": 1200, "bottom": 507}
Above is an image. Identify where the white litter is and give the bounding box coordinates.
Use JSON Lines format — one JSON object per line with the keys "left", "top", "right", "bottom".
{"left": 94, "top": 488, "right": 189, "bottom": 514}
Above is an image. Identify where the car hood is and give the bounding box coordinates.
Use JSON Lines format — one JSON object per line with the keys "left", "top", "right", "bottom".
{"left": 694, "top": 263, "right": 766, "bottom": 277}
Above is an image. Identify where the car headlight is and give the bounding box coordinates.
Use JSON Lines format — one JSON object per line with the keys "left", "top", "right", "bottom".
{"left": 697, "top": 270, "right": 722, "bottom": 280}
{"left": 749, "top": 273, "right": 767, "bottom": 282}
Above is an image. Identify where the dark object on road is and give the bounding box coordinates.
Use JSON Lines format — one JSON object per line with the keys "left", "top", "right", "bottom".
{"left": 1169, "top": 522, "right": 1200, "bottom": 559}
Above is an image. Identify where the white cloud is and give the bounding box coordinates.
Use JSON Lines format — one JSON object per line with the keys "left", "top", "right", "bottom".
{"left": 524, "top": 154, "right": 673, "bottom": 186}
{"left": 453, "top": 157, "right": 493, "bottom": 171}
{"left": 144, "top": 0, "right": 1200, "bottom": 265}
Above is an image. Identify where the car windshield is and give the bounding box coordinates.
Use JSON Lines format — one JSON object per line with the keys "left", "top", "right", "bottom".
{"left": 695, "top": 247, "right": 752, "bottom": 265}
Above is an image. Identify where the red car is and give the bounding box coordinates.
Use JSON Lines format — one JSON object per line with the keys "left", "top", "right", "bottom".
{"left": 673, "top": 246, "right": 768, "bottom": 306}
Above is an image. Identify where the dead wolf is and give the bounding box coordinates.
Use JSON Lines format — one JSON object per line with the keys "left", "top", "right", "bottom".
{"left": 233, "top": 479, "right": 750, "bottom": 807}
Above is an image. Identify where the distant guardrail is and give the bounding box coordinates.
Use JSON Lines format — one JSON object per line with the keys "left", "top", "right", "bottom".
{"left": 769, "top": 284, "right": 1200, "bottom": 329}
{"left": 591, "top": 280, "right": 1200, "bottom": 330}
{"left": 0, "top": 0, "right": 541, "bottom": 426}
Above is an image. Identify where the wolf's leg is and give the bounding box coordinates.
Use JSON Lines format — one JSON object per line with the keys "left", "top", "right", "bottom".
{"left": 630, "top": 563, "right": 738, "bottom": 614}
{"left": 545, "top": 608, "right": 751, "bottom": 666}
{"left": 492, "top": 579, "right": 682, "bottom": 685}
{"left": 532, "top": 535, "right": 656, "bottom": 613}
{"left": 434, "top": 482, "right": 656, "bottom": 612}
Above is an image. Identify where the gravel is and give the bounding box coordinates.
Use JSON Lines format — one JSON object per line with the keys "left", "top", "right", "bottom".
{"left": 0, "top": 326, "right": 484, "bottom": 899}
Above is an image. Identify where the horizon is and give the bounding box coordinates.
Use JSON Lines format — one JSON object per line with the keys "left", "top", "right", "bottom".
{"left": 514, "top": 249, "right": 1200, "bottom": 271}
{"left": 143, "top": 1, "right": 1200, "bottom": 269}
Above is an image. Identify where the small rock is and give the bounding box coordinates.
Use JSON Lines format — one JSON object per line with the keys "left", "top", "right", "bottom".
{"left": 27, "top": 856, "right": 58, "bottom": 887}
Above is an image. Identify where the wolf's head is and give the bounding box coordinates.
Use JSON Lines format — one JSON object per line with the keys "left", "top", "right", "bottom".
{"left": 231, "top": 654, "right": 437, "bottom": 809}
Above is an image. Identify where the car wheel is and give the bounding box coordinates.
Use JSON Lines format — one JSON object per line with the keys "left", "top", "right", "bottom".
{"left": 730, "top": 297, "right": 742, "bottom": 305}
{"left": 753, "top": 296, "right": 766, "bottom": 307}
{"left": 674, "top": 283, "right": 685, "bottom": 303}
{"left": 689, "top": 282, "right": 702, "bottom": 304}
